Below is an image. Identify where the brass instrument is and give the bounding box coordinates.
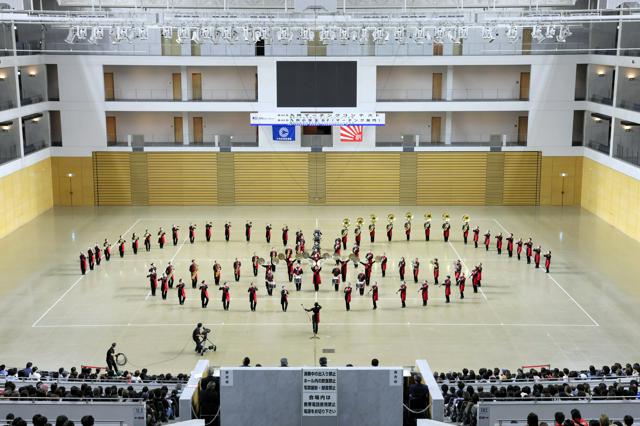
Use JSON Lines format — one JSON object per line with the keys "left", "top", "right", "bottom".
{"left": 348, "top": 253, "right": 360, "bottom": 263}
{"left": 356, "top": 217, "right": 365, "bottom": 226}
{"left": 301, "top": 252, "right": 310, "bottom": 259}
{"left": 374, "top": 255, "right": 383, "bottom": 262}
{"left": 462, "top": 214, "right": 470, "bottom": 223}
{"left": 277, "top": 253, "right": 286, "bottom": 260}
{"left": 405, "top": 212, "right": 414, "bottom": 222}
{"left": 370, "top": 214, "right": 378, "bottom": 224}
{"left": 387, "top": 213, "right": 396, "bottom": 223}
{"left": 442, "top": 212, "right": 450, "bottom": 222}
{"left": 424, "top": 213, "right": 432, "bottom": 221}
{"left": 257, "top": 257, "right": 266, "bottom": 265}
{"left": 342, "top": 218, "right": 351, "bottom": 228}
{"left": 322, "top": 253, "right": 332, "bottom": 260}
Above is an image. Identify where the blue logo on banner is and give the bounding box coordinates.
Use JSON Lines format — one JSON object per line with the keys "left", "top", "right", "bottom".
{"left": 272, "top": 125, "right": 295, "bottom": 142}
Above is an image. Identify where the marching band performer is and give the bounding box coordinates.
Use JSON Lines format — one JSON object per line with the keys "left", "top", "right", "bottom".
{"left": 332, "top": 266, "right": 341, "bottom": 291}
{"left": 245, "top": 221, "right": 252, "bottom": 242}
{"left": 333, "top": 238, "right": 341, "bottom": 256}
{"left": 369, "top": 222, "right": 376, "bottom": 243}
{"left": 94, "top": 243, "right": 101, "bottom": 266}
{"left": 304, "top": 303, "right": 322, "bottom": 336}
{"left": 224, "top": 222, "right": 231, "bottom": 242}
{"left": 295, "top": 229, "right": 302, "bottom": 246}
{"left": 147, "top": 264, "right": 157, "bottom": 296}
{"left": 199, "top": 281, "right": 209, "bottom": 308}
{"left": 269, "top": 247, "right": 278, "bottom": 272}
{"left": 131, "top": 233, "right": 139, "bottom": 255}
{"left": 265, "top": 223, "right": 272, "bottom": 243}
{"left": 404, "top": 220, "right": 412, "bottom": 241}
{"left": 424, "top": 218, "right": 431, "bottom": 241}
{"left": 412, "top": 257, "right": 420, "bottom": 283}
{"left": 293, "top": 262, "right": 303, "bottom": 291}
{"left": 213, "top": 261, "right": 222, "bottom": 286}
{"left": 233, "top": 258, "right": 241, "bottom": 282}
{"left": 160, "top": 274, "right": 169, "bottom": 300}
{"left": 344, "top": 283, "right": 353, "bottom": 311}
{"left": 189, "top": 223, "right": 196, "bottom": 244}
{"left": 219, "top": 282, "right": 230, "bottom": 310}
{"left": 79, "top": 252, "right": 87, "bottom": 275}
{"left": 386, "top": 221, "right": 393, "bottom": 241}
{"left": 189, "top": 259, "right": 199, "bottom": 288}
{"left": 472, "top": 226, "right": 480, "bottom": 248}
{"left": 165, "top": 262, "right": 174, "bottom": 287}
{"left": 285, "top": 255, "right": 296, "bottom": 282}
{"left": 311, "top": 263, "right": 322, "bottom": 292}
{"left": 476, "top": 263, "right": 483, "bottom": 287}
{"left": 533, "top": 245, "right": 542, "bottom": 268}
{"left": 352, "top": 244, "right": 360, "bottom": 268}
{"left": 380, "top": 253, "right": 388, "bottom": 277}
{"left": 341, "top": 227, "right": 348, "bottom": 250}
{"left": 282, "top": 225, "right": 289, "bottom": 246}
{"left": 495, "top": 233, "right": 503, "bottom": 255}
{"left": 354, "top": 224, "right": 362, "bottom": 246}
{"left": 544, "top": 250, "right": 552, "bottom": 273}
{"left": 265, "top": 268, "right": 275, "bottom": 296}
{"left": 280, "top": 286, "right": 289, "bottom": 312}
{"left": 248, "top": 283, "right": 258, "bottom": 311}
{"left": 356, "top": 272, "right": 366, "bottom": 296}
{"left": 117, "top": 236, "right": 126, "bottom": 258}
{"left": 483, "top": 230, "right": 491, "bottom": 251}
{"left": 337, "top": 258, "right": 349, "bottom": 282}
{"left": 453, "top": 260, "right": 462, "bottom": 281}
{"left": 157, "top": 228, "right": 166, "bottom": 249}
{"left": 457, "top": 273, "right": 466, "bottom": 299}
{"left": 442, "top": 220, "right": 451, "bottom": 242}
{"left": 419, "top": 281, "right": 429, "bottom": 306}
{"left": 104, "top": 239, "right": 112, "bottom": 261}
{"left": 171, "top": 225, "right": 179, "bottom": 246}
{"left": 144, "top": 230, "right": 152, "bottom": 252}
{"left": 462, "top": 220, "right": 470, "bottom": 244}
{"left": 506, "top": 233, "right": 514, "bottom": 258}
{"left": 516, "top": 238, "right": 524, "bottom": 260}
{"left": 525, "top": 238, "right": 533, "bottom": 264}
{"left": 360, "top": 255, "right": 375, "bottom": 285}
{"left": 444, "top": 275, "right": 452, "bottom": 303}
{"left": 432, "top": 258, "right": 440, "bottom": 285}
{"left": 87, "top": 248, "right": 95, "bottom": 270}
{"left": 397, "top": 281, "right": 407, "bottom": 308}
{"left": 299, "top": 236, "right": 306, "bottom": 253}
{"left": 205, "top": 221, "right": 213, "bottom": 242}
{"left": 251, "top": 253, "right": 259, "bottom": 277}
{"left": 369, "top": 282, "right": 379, "bottom": 310}
{"left": 470, "top": 267, "right": 480, "bottom": 293}
{"left": 177, "top": 279, "right": 186, "bottom": 305}
{"left": 398, "top": 257, "right": 406, "bottom": 281}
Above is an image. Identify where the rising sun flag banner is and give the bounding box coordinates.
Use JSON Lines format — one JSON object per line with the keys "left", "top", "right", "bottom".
{"left": 339, "top": 125, "right": 363, "bottom": 142}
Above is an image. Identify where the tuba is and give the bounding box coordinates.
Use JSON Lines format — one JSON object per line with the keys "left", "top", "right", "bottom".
{"left": 343, "top": 218, "right": 351, "bottom": 228}
{"left": 462, "top": 214, "right": 470, "bottom": 223}
{"left": 356, "top": 217, "right": 365, "bottom": 226}
{"left": 387, "top": 213, "right": 396, "bottom": 223}
{"left": 424, "top": 213, "right": 432, "bottom": 221}
{"left": 370, "top": 214, "right": 378, "bottom": 224}
{"left": 405, "top": 212, "right": 414, "bottom": 222}
{"left": 442, "top": 213, "right": 450, "bottom": 222}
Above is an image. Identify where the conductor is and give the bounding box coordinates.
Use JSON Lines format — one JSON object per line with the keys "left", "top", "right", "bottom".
{"left": 303, "top": 303, "right": 322, "bottom": 337}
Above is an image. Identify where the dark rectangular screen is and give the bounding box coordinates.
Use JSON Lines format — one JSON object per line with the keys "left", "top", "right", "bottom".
{"left": 277, "top": 61, "right": 357, "bottom": 108}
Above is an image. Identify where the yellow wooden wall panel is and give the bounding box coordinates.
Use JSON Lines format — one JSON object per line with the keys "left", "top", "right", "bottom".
{"left": 93, "top": 152, "right": 132, "bottom": 206}
{"left": 325, "top": 153, "right": 400, "bottom": 205}
{"left": 503, "top": 152, "right": 540, "bottom": 205}
{"left": 0, "top": 158, "right": 53, "bottom": 239}
{"left": 540, "top": 156, "right": 582, "bottom": 206}
{"left": 234, "top": 153, "right": 309, "bottom": 204}
{"left": 51, "top": 157, "right": 94, "bottom": 206}
{"left": 147, "top": 153, "right": 217, "bottom": 205}
{"left": 417, "top": 153, "right": 487, "bottom": 205}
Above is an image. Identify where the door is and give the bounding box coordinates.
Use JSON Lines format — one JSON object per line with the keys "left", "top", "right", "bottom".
{"left": 104, "top": 72, "right": 114, "bottom": 101}
{"left": 433, "top": 44, "right": 443, "bottom": 56}
{"left": 174, "top": 116, "right": 183, "bottom": 144}
{"left": 522, "top": 28, "right": 532, "bottom": 55}
{"left": 519, "top": 72, "right": 530, "bottom": 100}
{"left": 518, "top": 116, "right": 528, "bottom": 145}
{"left": 106, "top": 116, "right": 117, "bottom": 145}
{"left": 192, "top": 73, "right": 202, "bottom": 101}
{"left": 453, "top": 41, "right": 463, "bottom": 56}
{"left": 432, "top": 73, "right": 443, "bottom": 101}
{"left": 431, "top": 116, "right": 442, "bottom": 144}
{"left": 172, "top": 73, "right": 182, "bottom": 101}
{"left": 193, "top": 117, "right": 203, "bottom": 144}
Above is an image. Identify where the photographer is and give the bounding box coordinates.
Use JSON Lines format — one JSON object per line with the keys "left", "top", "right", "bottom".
{"left": 193, "top": 323, "right": 205, "bottom": 355}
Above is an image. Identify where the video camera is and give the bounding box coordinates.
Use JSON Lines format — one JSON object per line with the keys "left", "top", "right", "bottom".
{"left": 199, "top": 327, "right": 216, "bottom": 354}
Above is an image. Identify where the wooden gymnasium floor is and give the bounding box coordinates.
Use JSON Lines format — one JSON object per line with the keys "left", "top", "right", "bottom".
{"left": 1, "top": 205, "right": 639, "bottom": 373}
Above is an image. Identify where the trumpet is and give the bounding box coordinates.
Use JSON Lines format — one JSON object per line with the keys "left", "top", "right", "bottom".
{"left": 387, "top": 213, "right": 396, "bottom": 223}
{"left": 370, "top": 214, "right": 378, "bottom": 224}
{"left": 424, "top": 213, "right": 432, "bottom": 221}
{"left": 343, "top": 218, "right": 351, "bottom": 227}
{"left": 405, "top": 212, "right": 414, "bottom": 221}
{"left": 356, "top": 217, "right": 365, "bottom": 226}
{"left": 462, "top": 214, "right": 470, "bottom": 223}
{"left": 442, "top": 213, "right": 450, "bottom": 222}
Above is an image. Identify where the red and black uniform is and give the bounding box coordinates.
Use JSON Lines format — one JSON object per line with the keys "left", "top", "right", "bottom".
{"left": 331, "top": 267, "right": 341, "bottom": 291}
{"left": 516, "top": 239, "right": 523, "bottom": 260}
{"left": 483, "top": 232, "right": 491, "bottom": 251}
{"left": 305, "top": 304, "right": 321, "bottom": 335}
{"left": 270, "top": 249, "right": 278, "bottom": 272}
{"left": 424, "top": 221, "right": 431, "bottom": 241}
{"left": 354, "top": 226, "right": 362, "bottom": 246}
{"left": 334, "top": 239, "right": 341, "bottom": 256}
{"left": 386, "top": 223, "right": 393, "bottom": 241}
{"left": 189, "top": 225, "right": 196, "bottom": 244}
{"left": 351, "top": 246, "right": 360, "bottom": 265}
{"left": 470, "top": 268, "right": 480, "bottom": 293}
{"left": 224, "top": 223, "right": 231, "bottom": 242}
{"left": 233, "top": 260, "right": 241, "bottom": 282}
{"left": 442, "top": 222, "right": 451, "bottom": 242}
{"left": 472, "top": 227, "right": 480, "bottom": 248}
{"left": 477, "top": 265, "right": 483, "bottom": 286}
{"left": 118, "top": 238, "right": 126, "bottom": 258}
{"left": 251, "top": 255, "right": 260, "bottom": 276}
{"left": 412, "top": 260, "right": 420, "bottom": 283}
{"left": 94, "top": 245, "right": 102, "bottom": 265}
{"left": 248, "top": 286, "right": 258, "bottom": 311}
{"left": 431, "top": 260, "right": 439, "bottom": 284}
{"left": 341, "top": 228, "right": 348, "bottom": 250}
{"left": 286, "top": 257, "right": 295, "bottom": 282}
{"left": 295, "top": 230, "right": 302, "bottom": 246}
{"left": 147, "top": 268, "right": 158, "bottom": 296}
{"left": 337, "top": 259, "right": 348, "bottom": 282}
{"left": 404, "top": 221, "right": 411, "bottom": 241}
{"left": 245, "top": 222, "right": 252, "bottom": 242}
{"left": 506, "top": 235, "right": 514, "bottom": 257}
{"left": 219, "top": 283, "right": 230, "bottom": 310}
{"left": 189, "top": 261, "right": 199, "bottom": 288}
{"left": 165, "top": 264, "right": 174, "bottom": 288}
{"left": 444, "top": 277, "right": 452, "bottom": 303}
{"left": 88, "top": 249, "right": 95, "bottom": 270}
{"left": 172, "top": 226, "right": 179, "bottom": 246}
{"left": 419, "top": 282, "right": 429, "bottom": 306}
{"left": 544, "top": 252, "right": 551, "bottom": 273}
{"left": 397, "top": 283, "right": 407, "bottom": 308}
{"left": 311, "top": 265, "right": 322, "bottom": 292}
{"left": 462, "top": 223, "right": 470, "bottom": 244}
{"left": 525, "top": 240, "right": 533, "bottom": 264}
{"left": 282, "top": 226, "right": 289, "bottom": 246}
{"left": 380, "top": 255, "right": 388, "bottom": 277}
{"left": 79, "top": 253, "right": 87, "bottom": 275}
{"left": 369, "top": 223, "right": 376, "bottom": 243}
{"left": 199, "top": 282, "right": 209, "bottom": 308}
{"left": 454, "top": 262, "right": 461, "bottom": 281}
{"left": 265, "top": 270, "right": 275, "bottom": 296}
{"left": 344, "top": 286, "right": 352, "bottom": 311}
{"left": 265, "top": 224, "right": 272, "bottom": 243}
{"left": 132, "top": 236, "right": 139, "bottom": 255}
{"left": 356, "top": 272, "right": 366, "bottom": 296}
{"left": 205, "top": 223, "right": 212, "bottom": 242}
{"left": 533, "top": 247, "right": 542, "bottom": 268}
{"left": 213, "top": 263, "right": 222, "bottom": 285}
{"left": 280, "top": 288, "right": 289, "bottom": 312}
{"left": 160, "top": 275, "right": 169, "bottom": 299}
{"left": 144, "top": 232, "right": 152, "bottom": 251}
{"left": 157, "top": 230, "right": 166, "bottom": 249}
{"left": 360, "top": 259, "right": 375, "bottom": 285}
{"left": 370, "top": 284, "right": 379, "bottom": 310}
{"left": 495, "top": 234, "right": 503, "bottom": 255}
{"left": 293, "top": 265, "right": 303, "bottom": 291}
{"left": 457, "top": 275, "right": 466, "bottom": 299}
{"left": 104, "top": 241, "right": 112, "bottom": 261}
{"left": 398, "top": 259, "right": 406, "bottom": 281}
{"left": 177, "top": 282, "right": 186, "bottom": 305}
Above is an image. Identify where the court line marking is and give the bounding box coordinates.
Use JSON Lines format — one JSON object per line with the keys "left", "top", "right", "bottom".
{"left": 121, "top": 218, "right": 142, "bottom": 237}
{"left": 145, "top": 237, "right": 187, "bottom": 301}
{"left": 547, "top": 274, "right": 600, "bottom": 327}
{"left": 447, "top": 241, "right": 488, "bottom": 301}
{"left": 31, "top": 275, "right": 85, "bottom": 328}
{"left": 32, "top": 321, "right": 598, "bottom": 329}
{"left": 492, "top": 218, "right": 510, "bottom": 234}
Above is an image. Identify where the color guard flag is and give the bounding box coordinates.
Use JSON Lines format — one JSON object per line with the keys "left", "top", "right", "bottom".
{"left": 340, "top": 125, "right": 363, "bottom": 142}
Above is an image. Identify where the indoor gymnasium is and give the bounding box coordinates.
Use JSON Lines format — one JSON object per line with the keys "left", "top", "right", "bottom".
{"left": 0, "top": 0, "right": 640, "bottom": 425}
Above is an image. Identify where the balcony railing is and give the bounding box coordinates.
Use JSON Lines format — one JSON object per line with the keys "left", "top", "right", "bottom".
{"left": 588, "top": 94, "right": 613, "bottom": 106}
{"left": 192, "top": 89, "right": 257, "bottom": 102}
{"left": 376, "top": 140, "right": 524, "bottom": 147}
{"left": 0, "top": 99, "right": 16, "bottom": 111}
{"left": 23, "top": 139, "right": 48, "bottom": 155}
{"left": 377, "top": 88, "right": 522, "bottom": 102}
{"left": 586, "top": 139, "right": 610, "bottom": 154}
{"left": 617, "top": 100, "right": 640, "bottom": 113}
{"left": 614, "top": 144, "right": 640, "bottom": 167}
{"left": 112, "top": 89, "right": 177, "bottom": 101}
{"left": 20, "top": 94, "right": 44, "bottom": 106}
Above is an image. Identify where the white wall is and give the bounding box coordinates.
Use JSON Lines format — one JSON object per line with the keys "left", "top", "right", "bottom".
{"left": 377, "top": 112, "right": 443, "bottom": 143}
{"left": 451, "top": 111, "right": 523, "bottom": 142}
{"left": 190, "top": 112, "right": 256, "bottom": 143}
{"left": 376, "top": 66, "right": 447, "bottom": 100}
{"left": 186, "top": 66, "right": 257, "bottom": 101}
{"left": 451, "top": 65, "right": 528, "bottom": 99}
{"left": 105, "top": 65, "right": 181, "bottom": 100}
{"left": 110, "top": 111, "right": 177, "bottom": 143}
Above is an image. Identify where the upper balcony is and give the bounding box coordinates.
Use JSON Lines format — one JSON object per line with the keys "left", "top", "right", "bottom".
{"left": 0, "top": 67, "right": 18, "bottom": 111}
{"left": 616, "top": 67, "right": 640, "bottom": 113}
{"left": 576, "top": 64, "right": 615, "bottom": 106}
